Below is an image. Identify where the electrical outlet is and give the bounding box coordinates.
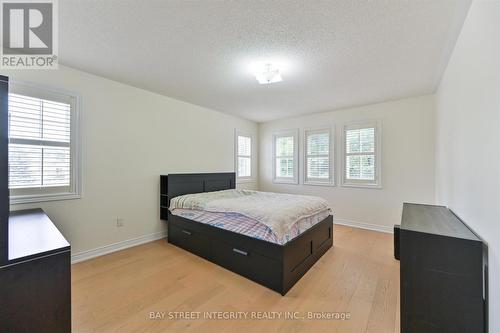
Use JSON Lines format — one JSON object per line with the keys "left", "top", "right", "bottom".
{"left": 116, "top": 218, "right": 124, "bottom": 227}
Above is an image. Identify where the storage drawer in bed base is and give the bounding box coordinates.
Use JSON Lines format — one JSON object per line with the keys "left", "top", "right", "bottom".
{"left": 168, "top": 224, "right": 211, "bottom": 260}
{"left": 167, "top": 213, "right": 333, "bottom": 295}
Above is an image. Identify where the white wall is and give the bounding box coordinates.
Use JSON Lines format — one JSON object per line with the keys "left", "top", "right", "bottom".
{"left": 435, "top": 0, "right": 500, "bottom": 331}
{"left": 259, "top": 95, "right": 436, "bottom": 231}
{"left": 1, "top": 65, "right": 258, "bottom": 257}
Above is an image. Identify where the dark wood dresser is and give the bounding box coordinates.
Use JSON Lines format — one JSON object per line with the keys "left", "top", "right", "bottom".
{"left": 0, "top": 75, "right": 9, "bottom": 266}
{"left": 0, "top": 209, "right": 72, "bottom": 333}
{"left": 399, "top": 203, "right": 488, "bottom": 333}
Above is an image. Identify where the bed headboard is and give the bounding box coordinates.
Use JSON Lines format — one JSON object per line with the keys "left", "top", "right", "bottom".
{"left": 159, "top": 172, "right": 236, "bottom": 220}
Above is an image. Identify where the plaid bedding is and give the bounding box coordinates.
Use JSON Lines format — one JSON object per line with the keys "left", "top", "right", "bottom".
{"left": 171, "top": 208, "right": 331, "bottom": 245}
{"left": 169, "top": 189, "right": 330, "bottom": 244}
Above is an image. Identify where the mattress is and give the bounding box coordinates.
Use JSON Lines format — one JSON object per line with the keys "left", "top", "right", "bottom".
{"left": 169, "top": 189, "right": 331, "bottom": 245}
{"left": 170, "top": 208, "right": 331, "bottom": 245}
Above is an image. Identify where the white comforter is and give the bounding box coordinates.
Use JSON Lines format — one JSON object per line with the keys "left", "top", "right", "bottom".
{"left": 169, "top": 189, "right": 330, "bottom": 242}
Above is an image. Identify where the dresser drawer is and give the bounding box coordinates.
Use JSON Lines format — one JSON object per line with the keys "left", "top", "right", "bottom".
{"left": 211, "top": 240, "right": 281, "bottom": 290}
{"left": 168, "top": 224, "right": 210, "bottom": 259}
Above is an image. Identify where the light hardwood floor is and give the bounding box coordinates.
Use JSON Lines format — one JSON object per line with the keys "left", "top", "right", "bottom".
{"left": 72, "top": 225, "right": 400, "bottom": 333}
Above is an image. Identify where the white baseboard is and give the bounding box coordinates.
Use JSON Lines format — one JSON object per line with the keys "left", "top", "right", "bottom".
{"left": 334, "top": 218, "right": 393, "bottom": 234}
{"left": 71, "top": 230, "right": 167, "bottom": 264}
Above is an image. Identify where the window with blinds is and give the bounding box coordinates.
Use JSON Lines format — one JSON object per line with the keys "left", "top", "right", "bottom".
{"left": 342, "top": 122, "right": 381, "bottom": 187}
{"left": 236, "top": 134, "right": 252, "bottom": 179}
{"left": 304, "top": 128, "right": 334, "bottom": 185}
{"left": 273, "top": 129, "right": 298, "bottom": 184}
{"left": 8, "top": 84, "right": 81, "bottom": 203}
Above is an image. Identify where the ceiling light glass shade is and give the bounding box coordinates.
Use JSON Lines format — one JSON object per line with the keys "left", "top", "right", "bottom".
{"left": 255, "top": 64, "right": 283, "bottom": 84}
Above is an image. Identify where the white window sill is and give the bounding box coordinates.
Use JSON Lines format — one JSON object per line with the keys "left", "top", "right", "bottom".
{"left": 341, "top": 182, "right": 382, "bottom": 189}
{"left": 11, "top": 193, "right": 82, "bottom": 205}
{"left": 304, "top": 181, "right": 336, "bottom": 187}
{"left": 272, "top": 178, "right": 299, "bottom": 185}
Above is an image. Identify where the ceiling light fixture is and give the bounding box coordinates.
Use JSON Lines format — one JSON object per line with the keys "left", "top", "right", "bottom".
{"left": 255, "top": 64, "right": 282, "bottom": 85}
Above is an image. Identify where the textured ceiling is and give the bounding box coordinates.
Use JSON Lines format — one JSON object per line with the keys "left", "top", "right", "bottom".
{"left": 60, "top": 0, "right": 472, "bottom": 122}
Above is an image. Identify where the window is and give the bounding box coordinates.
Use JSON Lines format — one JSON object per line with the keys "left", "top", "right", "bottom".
{"left": 235, "top": 130, "right": 255, "bottom": 182}
{"left": 8, "top": 83, "right": 81, "bottom": 204}
{"left": 342, "top": 121, "right": 381, "bottom": 188}
{"left": 273, "top": 129, "right": 298, "bottom": 184}
{"left": 304, "top": 128, "right": 334, "bottom": 186}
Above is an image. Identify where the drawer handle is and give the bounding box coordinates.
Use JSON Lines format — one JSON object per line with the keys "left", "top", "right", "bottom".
{"left": 181, "top": 230, "right": 192, "bottom": 236}
{"left": 232, "top": 248, "right": 248, "bottom": 256}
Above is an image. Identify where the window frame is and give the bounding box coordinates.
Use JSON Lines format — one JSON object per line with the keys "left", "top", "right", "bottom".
{"left": 341, "top": 120, "right": 382, "bottom": 189}
{"left": 303, "top": 127, "right": 335, "bottom": 186}
{"left": 9, "top": 81, "right": 82, "bottom": 204}
{"left": 272, "top": 128, "right": 299, "bottom": 185}
{"left": 234, "top": 129, "right": 256, "bottom": 183}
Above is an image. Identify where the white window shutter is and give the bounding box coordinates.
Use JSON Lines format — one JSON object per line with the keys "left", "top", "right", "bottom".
{"left": 342, "top": 121, "right": 381, "bottom": 188}
{"left": 8, "top": 93, "right": 71, "bottom": 189}
{"left": 272, "top": 129, "right": 299, "bottom": 184}
{"left": 236, "top": 132, "right": 253, "bottom": 180}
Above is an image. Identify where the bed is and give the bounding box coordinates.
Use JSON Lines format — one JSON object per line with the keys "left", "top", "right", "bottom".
{"left": 160, "top": 172, "right": 333, "bottom": 295}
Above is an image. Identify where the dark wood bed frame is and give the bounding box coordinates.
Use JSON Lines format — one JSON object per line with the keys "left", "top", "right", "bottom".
{"left": 160, "top": 172, "right": 333, "bottom": 295}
